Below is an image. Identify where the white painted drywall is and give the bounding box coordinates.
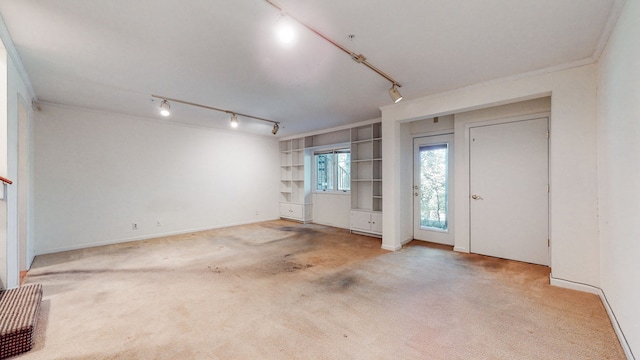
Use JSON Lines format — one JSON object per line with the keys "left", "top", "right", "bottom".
{"left": 0, "top": 41, "right": 7, "bottom": 289}
{"left": 312, "top": 193, "right": 350, "bottom": 229}
{"left": 381, "top": 64, "right": 600, "bottom": 288}
{"left": 597, "top": 0, "right": 640, "bottom": 356}
{"left": 34, "top": 104, "right": 280, "bottom": 255}
{"left": 0, "top": 30, "right": 34, "bottom": 289}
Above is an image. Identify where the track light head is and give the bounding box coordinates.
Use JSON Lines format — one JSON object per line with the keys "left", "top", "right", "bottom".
{"left": 230, "top": 114, "right": 239, "bottom": 128}
{"left": 159, "top": 100, "right": 171, "bottom": 116}
{"left": 272, "top": 123, "right": 279, "bottom": 135}
{"left": 389, "top": 84, "right": 403, "bottom": 103}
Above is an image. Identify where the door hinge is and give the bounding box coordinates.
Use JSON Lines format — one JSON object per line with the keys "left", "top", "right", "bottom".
{"left": 546, "top": 130, "right": 550, "bottom": 138}
{"left": 547, "top": 184, "right": 550, "bottom": 193}
{"left": 548, "top": 239, "right": 550, "bottom": 247}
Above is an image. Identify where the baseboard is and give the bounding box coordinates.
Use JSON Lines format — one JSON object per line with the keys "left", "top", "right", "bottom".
{"left": 35, "top": 217, "right": 281, "bottom": 256}
{"left": 380, "top": 236, "right": 413, "bottom": 251}
{"left": 550, "top": 277, "right": 635, "bottom": 360}
{"left": 599, "top": 290, "right": 636, "bottom": 360}
{"left": 549, "top": 277, "right": 600, "bottom": 294}
{"left": 453, "top": 246, "right": 468, "bottom": 253}
{"left": 381, "top": 243, "right": 402, "bottom": 251}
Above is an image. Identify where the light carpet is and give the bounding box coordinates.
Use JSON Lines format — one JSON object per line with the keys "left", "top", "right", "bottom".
{"left": 19, "top": 221, "right": 624, "bottom": 359}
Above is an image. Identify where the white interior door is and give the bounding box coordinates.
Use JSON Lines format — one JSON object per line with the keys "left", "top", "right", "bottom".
{"left": 414, "top": 134, "right": 454, "bottom": 245}
{"left": 469, "top": 118, "right": 549, "bottom": 265}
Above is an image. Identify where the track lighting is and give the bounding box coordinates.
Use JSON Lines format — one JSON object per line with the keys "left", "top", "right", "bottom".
{"left": 275, "top": 13, "right": 296, "bottom": 45}
{"left": 265, "top": 0, "right": 403, "bottom": 103}
{"left": 151, "top": 95, "right": 280, "bottom": 135}
{"left": 389, "top": 84, "right": 403, "bottom": 103}
{"left": 159, "top": 100, "right": 171, "bottom": 116}
{"left": 230, "top": 114, "right": 239, "bottom": 128}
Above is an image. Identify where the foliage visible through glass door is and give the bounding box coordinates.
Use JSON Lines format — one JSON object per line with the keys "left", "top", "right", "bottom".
{"left": 419, "top": 144, "right": 448, "bottom": 231}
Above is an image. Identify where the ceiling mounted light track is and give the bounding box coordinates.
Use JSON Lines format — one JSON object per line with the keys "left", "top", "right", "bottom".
{"left": 265, "top": 0, "right": 403, "bottom": 103}
{"left": 151, "top": 95, "right": 280, "bottom": 135}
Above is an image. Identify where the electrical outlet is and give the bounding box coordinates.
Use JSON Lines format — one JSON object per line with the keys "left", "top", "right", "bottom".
{"left": 132, "top": 223, "right": 138, "bottom": 230}
{"left": 255, "top": 210, "right": 259, "bottom": 216}
{"left": 157, "top": 221, "right": 162, "bottom": 227}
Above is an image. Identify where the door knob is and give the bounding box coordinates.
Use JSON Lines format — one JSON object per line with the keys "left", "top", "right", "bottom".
{"left": 471, "top": 194, "right": 483, "bottom": 200}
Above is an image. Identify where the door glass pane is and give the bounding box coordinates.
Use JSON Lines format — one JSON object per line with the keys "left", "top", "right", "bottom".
{"left": 419, "top": 144, "right": 448, "bottom": 231}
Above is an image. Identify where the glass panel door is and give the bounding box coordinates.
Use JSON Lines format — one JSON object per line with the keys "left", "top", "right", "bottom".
{"left": 413, "top": 134, "right": 454, "bottom": 245}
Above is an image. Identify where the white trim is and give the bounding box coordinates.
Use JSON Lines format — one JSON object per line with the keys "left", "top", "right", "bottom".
{"left": 38, "top": 101, "right": 276, "bottom": 140}
{"left": 0, "top": 13, "right": 36, "bottom": 100}
{"left": 381, "top": 243, "right": 402, "bottom": 251}
{"left": 550, "top": 277, "right": 600, "bottom": 294}
{"left": 411, "top": 129, "right": 454, "bottom": 139}
{"left": 280, "top": 117, "right": 381, "bottom": 141}
{"left": 453, "top": 246, "right": 468, "bottom": 253}
{"left": 380, "top": 61, "right": 588, "bottom": 118}
{"left": 463, "top": 112, "right": 551, "bottom": 130}
{"left": 551, "top": 277, "right": 635, "bottom": 360}
{"left": 35, "top": 218, "right": 280, "bottom": 256}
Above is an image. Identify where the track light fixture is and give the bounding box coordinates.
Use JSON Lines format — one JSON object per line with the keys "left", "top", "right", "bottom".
{"left": 159, "top": 99, "right": 171, "bottom": 116}
{"left": 389, "top": 84, "right": 403, "bottom": 103}
{"left": 265, "top": 0, "right": 403, "bottom": 103}
{"left": 230, "top": 114, "right": 239, "bottom": 128}
{"left": 151, "top": 95, "right": 280, "bottom": 135}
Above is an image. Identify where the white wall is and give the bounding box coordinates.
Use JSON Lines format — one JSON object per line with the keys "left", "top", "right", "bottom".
{"left": 597, "top": 0, "right": 640, "bottom": 357}
{"left": 381, "top": 64, "right": 600, "bottom": 288}
{"left": 0, "top": 40, "right": 7, "bottom": 288}
{"left": 34, "top": 104, "right": 280, "bottom": 254}
{"left": 0, "top": 25, "right": 35, "bottom": 289}
{"left": 312, "top": 193, "right": 350, "bottom": 229}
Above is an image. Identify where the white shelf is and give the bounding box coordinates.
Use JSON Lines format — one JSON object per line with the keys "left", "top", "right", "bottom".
{"left": 350, "top": 123, "right": 383, "bottom": 236}
{"left": 279, "top": 137, "right": 313, "bottom": 222}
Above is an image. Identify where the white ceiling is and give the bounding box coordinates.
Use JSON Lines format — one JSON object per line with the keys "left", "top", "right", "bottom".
{"left": 0, "top": 0, "right": 622, "bottom": 137}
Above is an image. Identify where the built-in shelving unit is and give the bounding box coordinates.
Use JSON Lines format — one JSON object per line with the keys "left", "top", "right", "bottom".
{"left": 350, "top": 123, "right": 383, "bottom": 236}
{"left": 279, "top": 137, "right": 313, "bottom": 222}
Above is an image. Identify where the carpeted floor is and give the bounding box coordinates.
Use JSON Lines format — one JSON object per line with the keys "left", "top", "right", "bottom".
{"left": 19, "top": 220, "right": 624, "bottom": 359}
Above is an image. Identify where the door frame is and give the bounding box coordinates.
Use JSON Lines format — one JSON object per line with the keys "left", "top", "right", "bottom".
{"left": 412, "top": 131, "right": 454, "bottom": 245}
{"left": 456, "top": 112, "right": 551, "bottom": 261}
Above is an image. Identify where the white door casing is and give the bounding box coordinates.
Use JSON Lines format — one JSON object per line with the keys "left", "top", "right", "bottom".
{"left": 469, "top": 117, "right": 549, "bottom": 265}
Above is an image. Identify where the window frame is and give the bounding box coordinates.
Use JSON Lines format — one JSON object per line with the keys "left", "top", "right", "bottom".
{"left": 313, "top": 146, "right": 351, "bottom": 194}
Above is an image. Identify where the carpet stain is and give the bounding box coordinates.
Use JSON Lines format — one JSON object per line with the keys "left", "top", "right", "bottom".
{"left": 317, "top": 272, "right": 360, "bottom": 292}
{"left": 208, "top": 266, "right": 223, "bottom": 274}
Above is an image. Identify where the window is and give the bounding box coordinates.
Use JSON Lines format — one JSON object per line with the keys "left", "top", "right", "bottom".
{"left": 418, "top": 143, "right": 448, "bottom": 231}
{"left": 314, "top": 149, "right": 350, "bottom": 192}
